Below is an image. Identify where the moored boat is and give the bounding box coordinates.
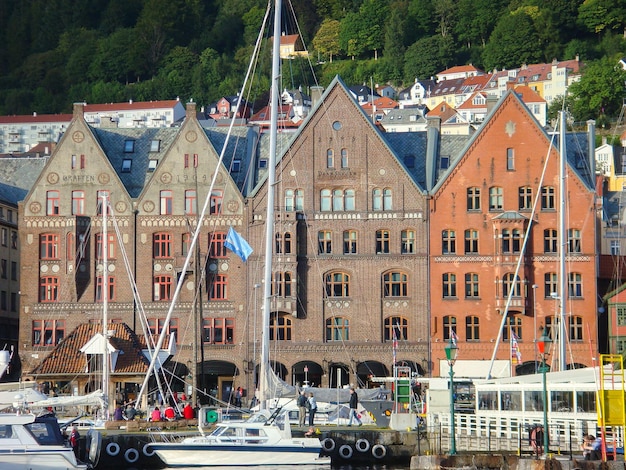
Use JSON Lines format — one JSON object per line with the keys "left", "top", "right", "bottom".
{"left": 0, "top": 412, "right": 101, "bottom": 469}
{"left": 146, "top": 409, "right": 329, "bottom": 467}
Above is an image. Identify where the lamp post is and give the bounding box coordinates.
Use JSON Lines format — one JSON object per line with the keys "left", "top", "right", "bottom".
{"left": 532, "top": 284, "right": 538, "bottom": 374}
{"left": 445, "top": 338, "right": 459, "bottom": 455}
{"left": 537, "top": 327, "right": 552, "bottom": 454}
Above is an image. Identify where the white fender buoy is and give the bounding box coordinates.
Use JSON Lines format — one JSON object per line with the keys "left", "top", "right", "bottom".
{"left": 106, "top": 441, "right": 120, "bottom": 457}
{"left": 124, "top": 447, "right": 140, "bottom": 464}
{"left": 143, "top": 443, "right": 156, "bottom": 457}
{"left": 321, "top": 437, "right": 335, "bottom": 452}
{"left": 372, "top": 443, "right": 386, "bottom": 459}
{"left": 355, "top": 438, "right": 370, "bottom": 453}
{"left": 338, "top": 444, "right": 353, "bottom": 459}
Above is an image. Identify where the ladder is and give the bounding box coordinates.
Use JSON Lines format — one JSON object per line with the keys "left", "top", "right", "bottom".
{"left": 597, "top": 354, "right": 625, "bottom": 461}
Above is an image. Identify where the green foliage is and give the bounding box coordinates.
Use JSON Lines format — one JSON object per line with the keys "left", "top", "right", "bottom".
{"left": 567, "top": 57, "right": 626, "bottom": 122}
{"left": 0, "top": 0, "right": 624, "bottom": 119}
{"left": 481, "top": 10, "right": 542, "bottom": 70}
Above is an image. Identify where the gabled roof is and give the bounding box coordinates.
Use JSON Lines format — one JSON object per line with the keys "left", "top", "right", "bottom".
{"left": 431, "top": 89, "right": 595, "bottom": 194}
{"left": 0, "top": 157, "right": 49, "bottom": 204}
{"left": 248, "top": 75, "right": 429, "bottom": 197}
{"left": 361, "top": 96, "right": 399, "bottom": 112}
{"left": 90, "top": 126, "right": 179, "bottom": 199}
{"left": 30, "top": 323, "right": 150, "bottom": 376}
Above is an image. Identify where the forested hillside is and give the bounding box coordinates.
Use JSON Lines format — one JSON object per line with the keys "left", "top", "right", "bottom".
{"left": 0, "top": 0, "right": 625, "bottom": 121}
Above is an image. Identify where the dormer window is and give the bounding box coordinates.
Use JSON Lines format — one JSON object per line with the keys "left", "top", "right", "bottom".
{"left": 121, "top": 159, "right": 132, "bottom": 172}
{"left": 150, "top": 140, "right": 160, "bottom": 152}
{"left": 124, "top": 140, "right": 135, "bottom": 153}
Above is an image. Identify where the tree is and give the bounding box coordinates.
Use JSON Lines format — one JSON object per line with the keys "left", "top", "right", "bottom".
{"left": 383, "top": 2, "right": 408, "bottom": 81}
{"left": 313, "top": 19, "right": 341, "bottom": 62}
{"left": 482, "top": 11, "right": 542, "bottom": 70}
{"left": 567, "top": 57, "right": 626, "bottom": 122}
{"left": 404, "top": 35, "right": 454, "bottom": 82}
{"left": 455, "top": 0, "right": 509, "bottom": 49}
{"left": 578, "top": 0, "right": 626, "bottom": 35}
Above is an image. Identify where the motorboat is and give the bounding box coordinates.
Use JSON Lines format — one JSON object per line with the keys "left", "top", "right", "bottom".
{"left": 146, "top": 409, "right": 330, "bottom": 467}
{"left": 0, "top": 412, "right": 101, "bottom": 469}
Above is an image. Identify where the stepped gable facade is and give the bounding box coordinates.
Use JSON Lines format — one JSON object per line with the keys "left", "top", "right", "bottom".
{"left": 428, "top": 90, "right": 598, "bottom": 376}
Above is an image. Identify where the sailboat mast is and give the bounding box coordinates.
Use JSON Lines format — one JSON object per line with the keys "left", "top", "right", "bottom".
{"left": 101, "top": 194, "right": 110, "bottom": 419}
{"left": 558, "top": 110, "right": 567, "bottom": 371}
{"left": 259, "top": 0, "right": 282, "bottom": 409}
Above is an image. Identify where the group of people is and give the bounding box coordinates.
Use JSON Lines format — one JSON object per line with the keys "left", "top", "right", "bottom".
{"left": 149, "top": 402, "right": 195, "bottom": 422}
{"left": 297, "top": 390, "right": 318, "bottom": 426}
{"left": 297, "top": 386, "right": 363, "bottom": 427}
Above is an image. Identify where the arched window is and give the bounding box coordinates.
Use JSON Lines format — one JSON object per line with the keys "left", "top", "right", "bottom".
{"left": 401, "top": 230, "right": 415, "bottom": 254}
{"left": 544, "top": 272, "right": 557, "bottom": 298}
{"left": 376, "top": 230, "right": 390, "bottom": 253}
{"left": 489, "top": 186, "right": 503, "bottom": 211}
{"left": 568, "top": 229, "right": 581, "bottom": 253}
{"left": 345, "top": 189, "right": 355, "bottom": 210}
{"left": 332, "top": 189, "right": 344, "bottom": 211}
{"left": 518, "top": 186, "right": 533, "bottom": 210}
{"left": 325, "top": 272, "right": 350, "bottom": 297}
{"left": 326, "top": 317, "right": 349, "bottom": 341}
{"left": 443, "top": 315, "right": 457, "bottom": 340}
{"left": 467, "top": 187, "right": 480, "bottom": 210}
{"left": 318, "top": 230, "right": 332, "bottom": 254}
{"left": 341, "top": 148, "right": 348, "bottom": 168}
{"left": 502, "top": 273, "right": 521, "bottom": 298}
{"left": 466, "top": 316, "right": 480, "bottom": 341}
{"left": 464, "top": 229, "right": 478, "bottom": 254}
{"left": 541, "top": 186, "right": 555, "bottom": 210}
{"left": 442, "top": 230, "right": 456, "bottom": 254}
{"left": 270, "top": 313, "right": 292, "bottom": 340}
{"left": 569, "top": 315, "right": 583, "bottom": 341}
{"left": 373, "top": 188, "right": 391, "bottom": 211}
{"left": 503, "top": 315, "right": 522, "bottom": 340}
{"left": 343, "top": 230, "right": 357, "bottom": 254}
{"left": 327, "top": 149, "right": 334, "bottom": 168}
{"left": 383, "top": 271, "right": 408, "bottom": 297}
{"left": 465, "top": 273, "right": 479, "bottom": 298}
{"left": 442, "top": 273, "right": 456, "bottom": 298}
{"left": 320, "top": 189, "right": 331, "bottom": 211}
{"left": 544, "top": 229, "right": 557, "bottom": 253}
{"left": 384, "top": 316, "right": 408, "bottom": 341}
{"left": 568, "top": 272, "right": 583, "bottom": 297}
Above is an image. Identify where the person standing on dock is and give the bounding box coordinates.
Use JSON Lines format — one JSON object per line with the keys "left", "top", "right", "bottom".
{"left": 307, "top": 392, "right": 317, "bottom": 426}
{"left": 348, "top": 387, "right": 362, "bottom": 426}
{"left": 297, "top": 390, "right": 308, "bottom": 426}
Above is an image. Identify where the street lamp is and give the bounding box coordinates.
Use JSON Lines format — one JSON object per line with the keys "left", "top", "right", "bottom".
{"left": 537, "top": 327, "right": 552, "bottom": 454}
{"left": 532, "top": 284, "right": 538, "bottom": 374}
{"left": 445, "top": 337, "right": 459, "bottom": 455}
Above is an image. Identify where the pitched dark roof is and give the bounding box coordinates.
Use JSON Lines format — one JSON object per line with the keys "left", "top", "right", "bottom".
{"left": 31, "top": 322, "right": 150, "bottom": 376}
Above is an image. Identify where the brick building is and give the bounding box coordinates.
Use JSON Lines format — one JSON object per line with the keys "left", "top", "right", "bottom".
{"left": 14, "top": 78, "right": 601, "bottom": 406}
{"left": 429, "top": 91, "right": 598, "bottom": 376}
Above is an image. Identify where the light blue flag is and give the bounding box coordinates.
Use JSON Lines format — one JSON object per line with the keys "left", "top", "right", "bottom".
{"left": 224, "top": 227, "right": 253, "bottom": 262}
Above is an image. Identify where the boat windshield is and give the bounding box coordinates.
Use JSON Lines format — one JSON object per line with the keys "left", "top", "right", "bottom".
{"left": 25, "top": 417, "right": 64, "bottom": 446}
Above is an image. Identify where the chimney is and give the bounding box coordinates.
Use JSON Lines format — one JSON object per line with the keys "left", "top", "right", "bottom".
{"left": 486, "top": 95, "right": 498, "bottom": 114}
{"left": 186, "top": 101, "right": 197, "bottom": 119}
{"left": 310, "top": 86, "right": 324, "bottom": 107}
{"left": 587, "top": 119, "right": 596, "bottom": 176}
{"left": 425, "top": 116, "right": 441, "bottom": 192}
{"left": 73, "top": 102, "right": 86, "bottom": 119}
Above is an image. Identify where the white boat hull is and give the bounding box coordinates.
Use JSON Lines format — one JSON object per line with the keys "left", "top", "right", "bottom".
{"left": 0, "top": 448, "right": 88, "bottom": 470}
{"left": 151, "top": 442, "right": 329, "bottom": 467}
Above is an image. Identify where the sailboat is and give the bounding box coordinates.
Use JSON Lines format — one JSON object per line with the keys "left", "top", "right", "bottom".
{"left": 145, "top": 0, "right": 329, "bottom": 466}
